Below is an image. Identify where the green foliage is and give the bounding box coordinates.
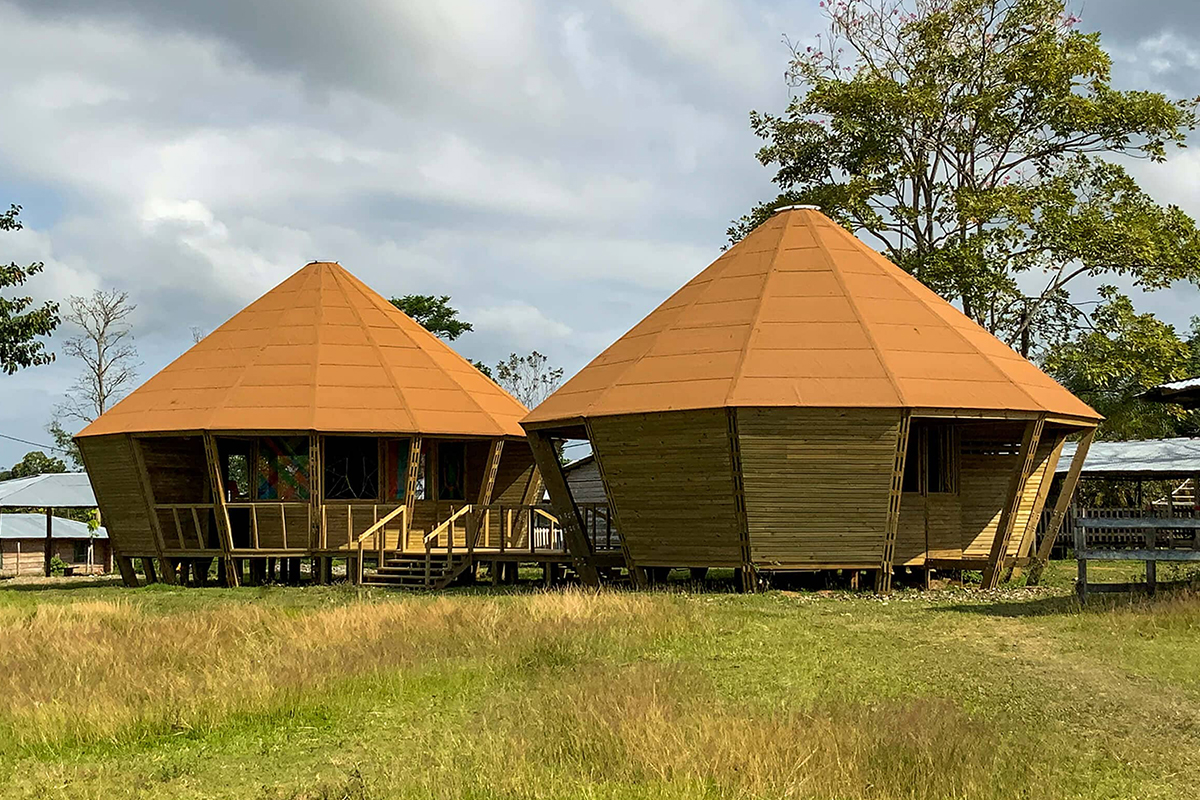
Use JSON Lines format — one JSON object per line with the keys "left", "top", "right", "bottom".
{"left": 46, "top": 419, "right": 83, "bottom": 470}
{"left": 389, "top": 294, "right": 473, "bottom": 341}
{"left": 48, "top": 554, "right": 68, "bottom": 577}
{"left": 0, "top": 450, "right": 67, "bottom": 482}
{"left": 0, "top": 204, "right": 59, "bottom": 374}
{"left": 736, "top": 0, "right": 1200, "bottom": 356}
{"left": 1044, "top": 288, "right": 1200, "bottom": 439}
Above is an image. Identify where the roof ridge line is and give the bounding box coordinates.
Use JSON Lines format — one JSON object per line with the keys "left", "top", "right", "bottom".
{"left": 352, "top": 277, "right": 516, "bottom": 431}
{"left": 337, "top": 268, "right": 508, "bottom": 435}
{"left": 724, "top": 213, "right": 791, "bottom": 406}
{"left": 328, "top": 267, "right": 422, "bottom": 433}
{"left": 809, "top": 217, "right": 908, "bottom": 407}
{"left": 574, "top": 228, "right": 777, "bottom": 418}
{"left": 201, "top": 264, "right": 322, "bottom": 431}
{"left": 860, "top": 244, "right": 1047, "bottom": 413}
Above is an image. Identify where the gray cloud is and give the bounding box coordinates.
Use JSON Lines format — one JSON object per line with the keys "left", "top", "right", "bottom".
{"left": 1, "top": 0, "right": 1198, "bottom": 467}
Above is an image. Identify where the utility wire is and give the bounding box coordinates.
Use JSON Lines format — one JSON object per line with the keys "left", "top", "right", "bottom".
{"left": 0, "top": 432, "right": 74, "bottom": 455}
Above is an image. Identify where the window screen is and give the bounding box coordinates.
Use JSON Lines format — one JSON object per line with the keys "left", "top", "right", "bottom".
{"left": 323, "top": 437, "right": 379, "bottom": 501}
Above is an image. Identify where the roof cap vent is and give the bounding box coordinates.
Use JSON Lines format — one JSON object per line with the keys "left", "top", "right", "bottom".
{"left": 774, "top": 204, "right": 821, "bottom": 213}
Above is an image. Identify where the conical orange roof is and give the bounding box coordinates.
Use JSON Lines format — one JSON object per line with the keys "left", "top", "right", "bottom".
{"left": 78, "top": 262, "right": 528, "bottom": 438}
{"left": 525, "top": 207, "right": 1099, "bottom": 424}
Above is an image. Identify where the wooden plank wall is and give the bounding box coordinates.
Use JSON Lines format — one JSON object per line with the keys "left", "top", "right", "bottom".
{"left": 895, "top": 495, "right": 926, "bottom": 565}
{"left": 78, "top": 434, "right": 160, "bottom": 556}
{"left": 1012, "top": 437, "right": 1060, "bottom": 552}
{"left": 252, "top": 505, "right": 316, "bottom": 550}
{"left": 140, "top": 436, "right": 215, "bottom": 552}
{"left": 737, "top": 408, "right": 901, "bottom": 567}
{"left": 565, "top": 458, "right": 607, "bottom": 504}
{"left": 589, "top": 410, "right": 742, "bottom": 568}
{"left": 960, "top": 422, "right": 1030, "bottom": 558}
{"left": 926, "top": 494, "right": 962, "bottom": 561}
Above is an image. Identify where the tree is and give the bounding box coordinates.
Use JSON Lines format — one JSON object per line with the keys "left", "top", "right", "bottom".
{"left": 390, "top": 295, "right": 473, "bottom": 340}
{"left": 0, "top": 450, "right": 66, "bottom": 481}
{"left": 1044, "top": 288, "right": 1200, "bottom": 440}
{"left": 46, "top": 419, "right": 84, "bottom": 470}
{"left": 0, "top": 204, "right": 58, "bottom": 374}
{"left": 494, "top": 351, "right": 564, "bottom": 408}
{"left": 734, "top": 0, "right": 1200, "bottom": 357}
{"left": 57, "top": 289, "right": 139, "bottom": 423}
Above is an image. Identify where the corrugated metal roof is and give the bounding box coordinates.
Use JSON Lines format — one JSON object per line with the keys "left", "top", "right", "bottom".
{"left": 1140, "top": 377, "right": 1200, "bottom": 406}
{"left": 0, "top": 473, "right": 98, "bottom": 508}
{"left": 0, "top": 513, "right": 108, "bottom": 539}
{"left": 524, "top": 207, "right": 1100, "bottom": 424}
{"left": 1058, "top": 438, "right": 1200, "bottom": 477}
{"left": 76, "top": 262, "right": 529, "bottom": 438}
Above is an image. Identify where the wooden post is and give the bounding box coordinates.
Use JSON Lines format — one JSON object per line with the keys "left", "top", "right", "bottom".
{"left": 726, "top": 409, "right": 755, "bottom": 593}
{"left": 1146, "top": 526, "right": 1157, "bottom": 596}
{"left": 472, "top": 438, "right": 504, "bottom": 553}
{"left": 1010, "top": 434, "right": 1067, "bottom": 581}
{"left": 1074, "top": 513, "right": 1087, "bottom": 604}
{"left": 309, "top": 431, "right": 321, "bottom": 552}
{"left": 44, "top": 507, "right": 53, "bottom": 578}
{"left": 981, "top": 417, "right": 1044, "bottom": 590}
{"left": 130, "top": 436, "right": 177, "bottom": 585}
{"left": 526, "top": 429, "right": 600, "bottom": 586}
{"left": 584, "top": 419, "right": 642, "bottom": 587}
{"left": 877, "top": 412, "right": 912, "bottom": 592}
{"left": 1027, "top": 428, "right": 1095, "bottom": 585}
{"left": 404, "top": 436, "right": 422, "bottom": 550}
{"left": 202, "top": 433, "right": 240, "bottom": 587}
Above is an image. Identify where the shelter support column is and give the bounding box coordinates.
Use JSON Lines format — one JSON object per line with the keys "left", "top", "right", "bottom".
{"left": 308, "top": 432, "right": 321, "bottom": 553}
{"left": 203, "top": 433, "right": 241, "bottom": 587}
{"left": 981, "top": 416, "right": 1045, "bottom": 590}
{"left": 473, "top": 439, "right": 504, "bottom": 541}
{"left": 44, "top": 507, "right": 53, "bottom": 578}
{"left": 877, "top": 412, "right": 912, "bottom": 593}
{"left": 404, "top": 436, "right": 423, "bottom": 548}
{"left": 130, "top": 436, "right": 177, "bottom": 585}
{"left": 726, "top": 409, "right": 755, "bottom": 593}
{"left": 527, "top": 429, "right": 599, "bottom": 586}
{"left": 1009, "top": 434, "right": 1067, "bottom": 581}
{"left": 1027, "top": 428, "right": 1095, "bottom": 586}
{"left": 585, "top": 418, "right": 644, "bottom": 588}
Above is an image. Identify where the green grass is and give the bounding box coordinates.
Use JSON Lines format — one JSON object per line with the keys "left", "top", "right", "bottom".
{"left": 0, "top": 563, "right": 1198, "bottom": 799}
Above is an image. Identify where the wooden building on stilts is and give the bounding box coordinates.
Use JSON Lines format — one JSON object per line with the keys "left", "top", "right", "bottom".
{"left": 522, "top": 206, "right": 1101, "bottom": 591}
{"left": 74, "top": 261, "right": 596, "bottom": 589}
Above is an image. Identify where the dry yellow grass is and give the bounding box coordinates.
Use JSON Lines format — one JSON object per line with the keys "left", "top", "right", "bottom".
{"left": 0, "top": 589, "right": 683, "bottom": 748}
{"left": 2, "top": 572, "right": 1199, "bottom": 799}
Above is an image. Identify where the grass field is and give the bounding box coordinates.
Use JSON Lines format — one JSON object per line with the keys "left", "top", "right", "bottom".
{"left": 0, "top": 562, "right": 1198, "bottom": 799}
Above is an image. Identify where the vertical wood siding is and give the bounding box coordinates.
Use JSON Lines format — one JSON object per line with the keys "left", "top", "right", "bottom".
{"left": 737, "top": 408, "right": 901, "bottom": 566}
{"left": 589, "top": 410, "right": 742, "bottom": 567}
{"left": 78, "top": 435, "right": 159, "bottom": 556}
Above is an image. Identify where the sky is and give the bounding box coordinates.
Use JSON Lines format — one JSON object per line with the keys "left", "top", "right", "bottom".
{"left": 1, "top": 0, "right": 1199, "bottom": 467}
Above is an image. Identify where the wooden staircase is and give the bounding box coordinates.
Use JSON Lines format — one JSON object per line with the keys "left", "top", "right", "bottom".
{"left": 362, "top": 551, "right": 474, "bottom": 590}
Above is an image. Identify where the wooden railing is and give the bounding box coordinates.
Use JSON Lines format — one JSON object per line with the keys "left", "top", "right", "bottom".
{"left": 227, "top": 501, "right": 311, "bottom": 551}
{"left": 154, "top": 503, "right": 216, "bottom": 550}
{"left": 1040, "top": 506, "right": 1199, "bottom": 554}
{"left": 354, "top": 505, "right": 407, "bottom": 584}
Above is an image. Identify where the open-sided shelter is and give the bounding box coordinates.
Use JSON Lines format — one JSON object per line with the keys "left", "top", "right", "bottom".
{"left": 75, "top": 262, "right": 546, "bottom": 588}
{"left": 523, "top": 206, "right": 1101, "bottom": 590}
